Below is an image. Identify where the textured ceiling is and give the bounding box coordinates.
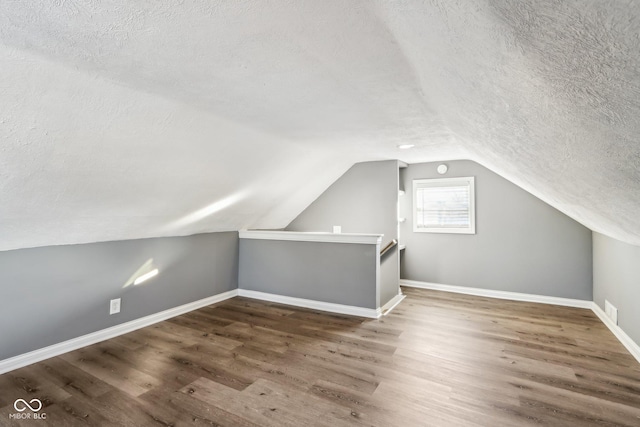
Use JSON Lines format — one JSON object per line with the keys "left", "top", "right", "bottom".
{"left": 1, "top": 0, "right": 639, "bottom": 251}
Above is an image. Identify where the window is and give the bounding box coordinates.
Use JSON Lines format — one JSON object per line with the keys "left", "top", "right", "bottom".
{"left": 413, "top": 177, "right": 475, "bottom": 234}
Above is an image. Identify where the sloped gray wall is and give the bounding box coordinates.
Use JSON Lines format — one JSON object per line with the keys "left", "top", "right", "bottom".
{"left": 400, "top": 160, "right": 592, "bottom": 300}
{"left": 593, "top": 232, "right": 640, "bottom": 346}
{"left": 286, "top": 160, "right": 399, "bottom": 307}
{"left": 0, "top": 232, "right": 238, "bottom": 360}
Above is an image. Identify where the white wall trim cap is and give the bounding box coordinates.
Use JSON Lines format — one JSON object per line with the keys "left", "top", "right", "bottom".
{"left": 381, "top": 292, "right": 405, "bottom": 315}
{"left": 239, "top": 230, "right": 382, "bottom": 245}
{"left": 400, "top": 280, "right": 592, "bottom": 308}
{"left": 238, "top": 289, "right": 381, "bottom": 318}
{"left": 0, "top": 289, "right": 239, "bottom": 375}
{"left": 591, "top": 303, "right": 640, "bottom": 365}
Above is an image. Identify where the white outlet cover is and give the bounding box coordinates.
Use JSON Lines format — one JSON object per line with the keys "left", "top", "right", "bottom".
{"left": 333, "top": 225, "right": 342, "bottom": 233}
{"left": 110, "top": 298, "right": 121, "bottom": 315}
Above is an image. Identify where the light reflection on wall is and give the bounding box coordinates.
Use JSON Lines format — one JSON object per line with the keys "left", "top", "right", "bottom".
{"left": 122, "top": 192, "right": 247, "bottom": 289}
{"left": 165, "top": 191, "right": 248, "bottom": 231}
{"left": 123, "top": 258, "right": 156, "bottom": 288}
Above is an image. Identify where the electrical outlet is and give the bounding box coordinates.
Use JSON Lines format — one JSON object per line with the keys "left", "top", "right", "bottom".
{"left": 110, "top": 298, "right": 121, "bottom": 315}
{"left": 333, "top": 225, "right": 341, "bottom": 233}
{"left": 604, "top": 300, "right": 618, "bottom": 325}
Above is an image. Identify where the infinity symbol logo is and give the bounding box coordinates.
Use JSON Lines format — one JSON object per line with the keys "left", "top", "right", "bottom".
{"left": 13, "top": 398, "right": 43, "bottom": 412}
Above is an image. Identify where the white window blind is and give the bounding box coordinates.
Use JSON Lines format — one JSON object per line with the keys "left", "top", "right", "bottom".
{"left": 413, "top": 177, "right": 475, "bottom": 234}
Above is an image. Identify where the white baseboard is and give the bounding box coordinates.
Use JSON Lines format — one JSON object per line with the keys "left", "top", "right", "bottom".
{"left": 400, "top": 280, "right": 592, "bottom": 309}
{"left": 0, "top": 289, "right": 239, "bottom": 375}
{"left": 238, "top": 289, "right": 381, "bottom": 319}
{"left": 381, "top": 292, "right": 405, "bottom": 316}
{"left": 401, "top": 279, "right": 640, "bottom": 365}
{"left": 590, "top": 303, "right": 640, "bottom": 364}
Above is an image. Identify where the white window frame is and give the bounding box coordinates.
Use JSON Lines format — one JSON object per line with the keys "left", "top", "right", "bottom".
{"left": 413, "top": 177, "right": 475, "bottom": 234}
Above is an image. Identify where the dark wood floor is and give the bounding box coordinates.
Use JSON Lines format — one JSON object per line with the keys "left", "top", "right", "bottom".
{"left": 1, "top": 287, "right": 640, "bottom": 426}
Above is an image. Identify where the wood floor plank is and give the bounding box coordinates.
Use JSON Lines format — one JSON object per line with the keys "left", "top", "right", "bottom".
{"left": 32, "top": 358, "right": 113, "bottom": 399}
{"left": 140, "top": 386, "right": 263, "bottom": 427}
{"left": 58, "top": 346, "right": 161, "bottom": 398}
{"left": 1, "top": 286, "right": 639, "bottom": 426}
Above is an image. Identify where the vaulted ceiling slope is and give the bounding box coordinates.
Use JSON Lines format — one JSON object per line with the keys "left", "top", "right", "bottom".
{"left": 1, "top": 1, "right": 639, "bottom": 251}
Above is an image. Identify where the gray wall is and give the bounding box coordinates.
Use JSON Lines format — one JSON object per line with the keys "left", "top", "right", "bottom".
{"left": 593, "top": 232, "right": 640, "bottom": 346}
{"left": 0, "top": 232, "right": 238, "bottom": 360}
{"left": 287, "top": 160, "right": 399, "bottom": 306}
{"left": 400, "top": 160, "right": 592, "bottom": 300}
{"left": 239, "top": 239, "right": 378, "bottom": 309}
